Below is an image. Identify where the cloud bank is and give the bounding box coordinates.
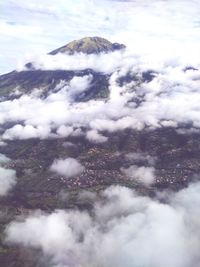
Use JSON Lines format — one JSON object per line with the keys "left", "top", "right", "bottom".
{"left": 5, "top": 182, "right": 200, "bottom": 267}
{"left": 1, "top": 60, "right": 200, "bottom": 142}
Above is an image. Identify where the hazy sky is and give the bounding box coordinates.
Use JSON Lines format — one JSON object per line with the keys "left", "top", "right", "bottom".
{"left": 1, "top": 0, "right": 200, "bottom": 74}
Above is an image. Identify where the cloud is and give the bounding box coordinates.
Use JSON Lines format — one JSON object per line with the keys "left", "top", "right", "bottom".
{"left": 69, "top": 74, "right": 93, "bottom": 95}
{"left": 5, "top": 182, "right": 200, "bottom": 267}
{"left": 0, "top": 167, "right": 16, "bottom": 196}
{"left": 86, "top": 130, "right": 108, "bottom": 143}
{"left": 19, "top": 51, "right": 128, "bottom": 73}
{"left": 121, "top": 165, "right": 155, "bottom": 186}
{"left": 1, "top": 0, "right": 200, "bottom": 74}
{"left": 50, "top": 158, "right": 85, "bottom": 178}
{"left": 56, "top": 125, "right": 74, "bottom": 138}
{"left": 46, "top": 75, "right": 93, "bottom": 102}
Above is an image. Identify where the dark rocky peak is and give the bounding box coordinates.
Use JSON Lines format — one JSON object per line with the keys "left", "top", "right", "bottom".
{"left": 49, "top": 36, "right": 126, "bottom": 55}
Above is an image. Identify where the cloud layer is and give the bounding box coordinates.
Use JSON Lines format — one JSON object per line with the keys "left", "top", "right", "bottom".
{"left": 5, "top": 182, "right": 200, "bottom": 267}
{"left": 1, "top": 58, "right": 200, "bottom": 142}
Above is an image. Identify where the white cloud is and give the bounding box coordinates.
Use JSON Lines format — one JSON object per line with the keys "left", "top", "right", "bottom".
{"left": 50, "top": 158, "right": 85, "bottom": 178}
{"left": 3, "top": 124, "right": 51, "bottom": 140}
{"left": 5, "top": 182, "right": 200, "bottom": 267}
{"left": 20, "top": 51, "right": 128, "bottom": 73}
{"left": 121, "top": 165, "right": 155, "bottom": 186}
{"left": 69, "top": 75, "right": 93, "bottom": 94}
{"left": 0, "top": 167, "right": 16, "bottom": 196}
{"left": 45, "top": 75, "right": 93, "bottom": 103}
{"left": 86, "top": 130, "right": 108, "bottom": 143}
{"left": 56, "top": 125, "right": 74, "bottom": 138}
{"left": 1, "top": 62, "right": 200, "bottom": 141}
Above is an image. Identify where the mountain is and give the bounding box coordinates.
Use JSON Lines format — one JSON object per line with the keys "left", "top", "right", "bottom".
{"left": 49, "top": 36, "right": 126, "bottom": 55}
{"left": 0, "top": 37, "right": 126, "bottom": 101}
{"left": 0, "top": 37, "right": 199, "bottom": 266}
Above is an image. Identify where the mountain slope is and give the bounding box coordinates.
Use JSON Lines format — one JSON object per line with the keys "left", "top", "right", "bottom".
{"left": 0, "top": 37, "right": 200, "bottom": 266}
{"left": 49, "top": 36, "right": 126, "bottom": 55}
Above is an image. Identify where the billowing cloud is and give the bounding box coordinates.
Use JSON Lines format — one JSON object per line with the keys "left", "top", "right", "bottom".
{"left": 69, "top": 75, "right": 93, "bottom": 95}
{"left": 1, "top": 60, "right": 200, "bottom": 142}
{"left": 5, "top": 182, "right": 200, "bottom": 267}
{"left": 50, "top": 158, "right": 85, "bottom": 178}
{"left": 3, "top": 124, "right": 51, "bottom": 140}
{"left": 86, "top": 129, "right": 108, "bottom": 143}
{"left": 56, "top": 125, "right": 74, "bottom": 138}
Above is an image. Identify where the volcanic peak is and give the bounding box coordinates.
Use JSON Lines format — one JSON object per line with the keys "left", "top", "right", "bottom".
{"left": 50, "top": 36, "right": 126, "bottom": 55}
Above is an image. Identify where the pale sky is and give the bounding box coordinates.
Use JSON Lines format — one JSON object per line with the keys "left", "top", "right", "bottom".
{"left": 1, "top": 0, "right": 200, "bottom": 74}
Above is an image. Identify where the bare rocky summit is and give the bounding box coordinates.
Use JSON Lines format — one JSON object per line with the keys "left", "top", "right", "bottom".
{"left": 49, "top": 36, "right": 126, "bottom": 55}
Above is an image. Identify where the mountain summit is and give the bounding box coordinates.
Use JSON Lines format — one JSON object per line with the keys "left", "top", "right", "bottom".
{"left": 50, "top": 36, "right": 126, "bottom": 55}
